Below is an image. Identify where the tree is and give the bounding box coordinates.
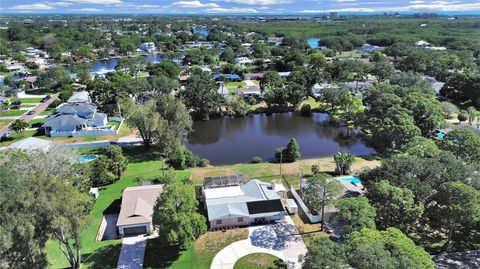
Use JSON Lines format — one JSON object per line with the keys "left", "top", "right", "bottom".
{"left": 10, "top": 119, "right": 29, "bottom": 134}
{"left": 220, "top": 46, "right": 235, "bottom": 64}
{"left": 367, "top": 180, "right": 424, "bottom": 233}
{"left": 125, "top": 95, "right": 192, "bottom": 153}
{"left": 403, "top": 136, "right": 440, "bottom": 158}
{"left": 103, "top": 145, "right": 128, "bottom": 179}
{"left": 0, "top": 150, "right": 91, "bottom": 268}
{"left": 370, "top": 59, "right": 395, "bottom": 82}
{"left": 334, "top": 152, "right": 355, "bottom": 175}
{"left": 275, "top": 138, "right": 301, "bottom": 163}
{"left": 302, "top": 237, "right": 348, "bottom": 269}
{"left": 466, "top": 106, "right": 477, "bottom": 125}
{"left": 152, "top": 180, "right": 207, "bottom": 248}
{"left": 442, "top": 128, "right": 480, "bottom": 164}
{"left": 427, "top": 182, "right": 480, "bottom": 252}
{"left": 36, "top": 68, "right": 72, "bottom": 92}
{"left": 309, "top": 51, "right": 327, "bottom": 69}
{"left": 345, "top": 228, "right": 435, "bottom": 269}
{"left": 320, "top": 85, "right": 351, "bottom": 111}
{"left": 90, "top": 156, "right": 114, "bottom": 186}
{"left": 125, "top": 99, "right": 161, "bottom": 148}
{"left": 182, "top": 67, "right": 222, "bottom": 119}
{"left": 302, "top": 173, "right": 342, "bottom": 230}
{"left": 148, "top": 61, "right": 181, "bottom": 79}
{"left": 403, "top": 93, "right": 444, "bottom": 135}
{"left": 260, "top": 71, "right": 284, "bottom": 90}
{"left": 334, "top": 197, "right": 376, "bottom": 238}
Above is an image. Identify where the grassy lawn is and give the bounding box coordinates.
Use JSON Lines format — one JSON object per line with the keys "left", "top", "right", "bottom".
{"left": 0, "top": 109, "right": 26, "bottom": 117}
{"left": 20, "top": 104, "right": 37, "bottom": 108}
{"left": 300, "top": 97, "right": 321, "bottom": 110}
{"left": 0, "top": 119, "right": 12, "bottom": 129}
{"left": 233, "top": 253, "right": 286, "bottom": 269}
{"left": 40, "top": 108, "right": 55, "bottom": 116}
{"left": 28, "top": 118, "right": 46, "bottom": 127}
{"left": 144, "top": 229, "right": 248, "bottom": 269}
{"left": 226, "top": 81, "right": 247, "bottom": 92}
{"left": 12, "top": 97, "right": 43, "bottom": 103}
{"left": 108, "top": 120, "right": 121, "bottom": 130}
{"left": 46, "top": 147, "right": 191, "bottom": 268}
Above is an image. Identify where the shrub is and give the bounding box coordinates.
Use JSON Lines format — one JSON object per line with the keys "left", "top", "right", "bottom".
{"left": 198, "top": 158, "right": 210, "bottom": 167}
{"left": 252, "top": 156, "right": 263, "bottom": 163}
{"left": 59, "top": 87, "right": 73, "bottom": 102}
{"left": 49, "top": 99, "right": 62, "bottom": 108}
{"left": 275, "top": 138, "right": 301, "bottom": 163}
{"left": 311, "top": 164, "right": 321, "bottom": 174}
{"left": 300, "top": 103, "right": 312, "bottom": 116}
{"left": 168, "top": 145, "right": 202, "bottom": 170}
{"left": 90, "top": 156, "right": 115, "bottom": 186}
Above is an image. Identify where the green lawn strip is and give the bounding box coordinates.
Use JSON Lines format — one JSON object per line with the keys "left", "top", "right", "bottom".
{"left": 28, "top": 118, "right": 46, "bottom": 127}
{"left": 46, "top": 148, "right": 190, "bottom": 268}
{"left": 0, "top": 119, "right": 13, "bottom": 129}
{"left": 233, "top": 253, "right": 286, "bottom": 269}
{"left": 20, "top": 104, "right": 38, "bottom": 108}
{"left": 40, "top": 108, "right": 55, "bottom": 116}
{"left": 0, "top": 109, "right": 26, "bottom": 117}
{"left": 12, "top": 97, "right": 43, "bottom": 103}
{"left": 226, "top": 81, "right": 246, "bottom": 92}
{"left": 107, "top": 121, "right": 120, "bottom": 130}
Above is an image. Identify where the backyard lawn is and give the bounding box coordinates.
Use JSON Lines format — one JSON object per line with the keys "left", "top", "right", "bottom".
{"left": 28, "top": 118, "right": 46, "bottom": 127}
{"left": 226, "top": 81, "right": 247, "bottom": 92}
{"left": 233, "top": 253, "right": 286, "bottom": 269}
{"left": 40, "top": 107, "right": 55, "bottom": 115}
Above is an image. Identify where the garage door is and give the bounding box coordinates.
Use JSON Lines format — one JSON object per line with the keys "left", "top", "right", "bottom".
{"left": 123, "top": 226, "right": 147, "bottom": 236}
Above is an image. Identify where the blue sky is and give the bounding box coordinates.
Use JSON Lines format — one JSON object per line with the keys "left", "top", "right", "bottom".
{"left": 1, "top": 0, "right": 479, "bottom": 14}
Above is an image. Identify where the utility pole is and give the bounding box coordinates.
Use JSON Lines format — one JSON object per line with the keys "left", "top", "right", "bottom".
{"left": 279, "top": 149, "right": 283, "bottom": 177}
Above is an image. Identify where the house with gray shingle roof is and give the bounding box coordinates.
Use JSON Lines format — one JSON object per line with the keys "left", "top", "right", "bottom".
{"left": 202, "top": 175, "right": 286, "bottom": 229}
{"left": 42, "top": 92, "right": 109, "bottom": 137}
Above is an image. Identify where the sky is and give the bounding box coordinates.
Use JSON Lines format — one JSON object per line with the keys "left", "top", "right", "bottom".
{"left": 1, "top": 0, "right": 479, "bottom": 14}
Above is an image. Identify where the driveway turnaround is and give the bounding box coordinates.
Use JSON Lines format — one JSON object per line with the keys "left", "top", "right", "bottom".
{"left": 210, "top": 216, "right": 307, "bottom": 269}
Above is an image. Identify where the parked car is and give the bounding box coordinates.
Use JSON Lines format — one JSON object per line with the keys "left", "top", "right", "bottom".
{"left": 27, "top": 110, "right": 36, "bottom": 115}
{"left": 41, "top": 95, "right": 51, "bottom": 102}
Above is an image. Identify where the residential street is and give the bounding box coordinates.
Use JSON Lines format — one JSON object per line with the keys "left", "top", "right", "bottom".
{"left": 0, "top": 93, "right": 59, "bottom": 137}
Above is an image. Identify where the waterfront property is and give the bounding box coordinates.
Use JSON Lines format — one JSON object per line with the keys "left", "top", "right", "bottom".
{"left": 42, "top": 91, "right": 122, "bottom": 137}
{"left": 116, "top": 184, "right": 164, "bottom": 237}
{"left": 202, "top": 175, "right": 287, "bottom": 229}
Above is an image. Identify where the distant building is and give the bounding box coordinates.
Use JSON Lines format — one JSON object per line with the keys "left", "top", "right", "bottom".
{"left": 139, "top": 42, "right": 156, "bottom": 52}
{"left": 357, "top": 44, "right": 382, "bottom": 53}
{"left": 415, "top": 40, "right": 430, "bottom": 48}
{"left": 267, "top": 36, "right": 284, "bottom": 45}
{"left": 329, "top": 12, "right": 339, "bottom": 20}
{"left": 235, "top": 57, "right": 254, "bottom": 67}
{"left": 202, "top": 175, "right": 286, "bottom": 229}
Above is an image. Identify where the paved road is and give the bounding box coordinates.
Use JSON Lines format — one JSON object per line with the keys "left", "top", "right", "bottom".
{"left": 210, "top": 216, "right": 307, "bottom": 269}
{"left": 0, "top": 93, "right": 59, "bottom": 137}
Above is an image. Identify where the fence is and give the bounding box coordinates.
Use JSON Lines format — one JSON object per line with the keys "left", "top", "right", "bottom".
{"left": 290, "top": 186, "right": 322, "bottom": 223}
{"left": 61, "top": 140, "right": 110, "bottom": 150}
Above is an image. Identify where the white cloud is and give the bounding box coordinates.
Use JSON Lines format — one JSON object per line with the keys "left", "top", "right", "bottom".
{"left": 77, "top": 8, "right": 102, "bottom": 11}
{"left": 204, "top": 7, "right": 258, "bottom": 12}
{"left": 305, "top": 2, "right": 480, "bottom": 12}
{"left": 259, "top": 6, "right": 270, "bottom": 9}
{"left": 49, "top": 2, "right": 74, "bottom": 7}
{"left": 172, "top": 1, "right": 220, "bottom": 8}
{"left": 335, "top": 0, "right": 356, "bottom": 2}
{"left": 11, "top": 4, "right": 54, "bottom": 10}
{"left": 409, "top": 0, "right": 425, "bottom": 3}
{"left": 213, "top": 0, "right": 293, "bottom": 5}
{"left": 65, "top": 0, "right": 122, "bottom": 4}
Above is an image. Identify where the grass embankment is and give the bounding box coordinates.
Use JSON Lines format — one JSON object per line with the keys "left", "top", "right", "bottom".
{"left": 234, "top": 253, "right": 286, "bottom": 269}
{"left": 0, "top": 109, "right": 26, "bottom": 117}
{"left": 12, "top": 97, "right": 43, "bottom": 103}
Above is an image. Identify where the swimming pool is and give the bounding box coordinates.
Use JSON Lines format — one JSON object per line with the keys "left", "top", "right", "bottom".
{"left": 336, "top": 176, "right": 362, "bottom": 185}
{"left": 78, "top": 154, "right": 98, "bottom": 163}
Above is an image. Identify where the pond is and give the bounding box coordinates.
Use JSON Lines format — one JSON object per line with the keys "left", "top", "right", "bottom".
{"left": 193, "top": 28, "right": 209, "bottom": 36}
{"left": 307, "top": 38, "right": 320, "bottom": 49}
{"left": 91, "top": 53, "right": 162, "bottom": 73}
{"left": 184, "top": 113, "right": 375, "bottom": 165}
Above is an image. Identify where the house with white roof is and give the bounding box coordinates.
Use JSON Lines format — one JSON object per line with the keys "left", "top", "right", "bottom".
{"left": 139, "top": 42, "right": 156, "bottom": 52}
{"left": 202, "top": 175, "right": 286, "bottom": 229}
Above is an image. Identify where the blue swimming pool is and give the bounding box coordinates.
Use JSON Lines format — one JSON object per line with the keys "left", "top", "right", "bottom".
{"left": 78, "top": 154, "right": 98, "bottom": 163}
{"left": 436, "top": 131, "right": 446, "bottom": 139}
{"left": 336, "top": 176, "right": 362, "bottom": 185}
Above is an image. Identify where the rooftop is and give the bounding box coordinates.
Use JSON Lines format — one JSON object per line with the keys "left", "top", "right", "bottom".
{"left": 116, "top": 185, "right": 164, "bottom": 226}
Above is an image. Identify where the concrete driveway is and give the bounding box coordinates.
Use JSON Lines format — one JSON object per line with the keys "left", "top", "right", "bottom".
{"left": 210, "top": 216, "right": 307, "bottom": 269}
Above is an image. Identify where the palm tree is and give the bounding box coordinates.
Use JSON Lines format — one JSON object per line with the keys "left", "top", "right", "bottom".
{"left": 334, "top": 152, "right": 355, "bottom": 175}
{"left": 10, "top": 119, "right": 29, "bottom": 136}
